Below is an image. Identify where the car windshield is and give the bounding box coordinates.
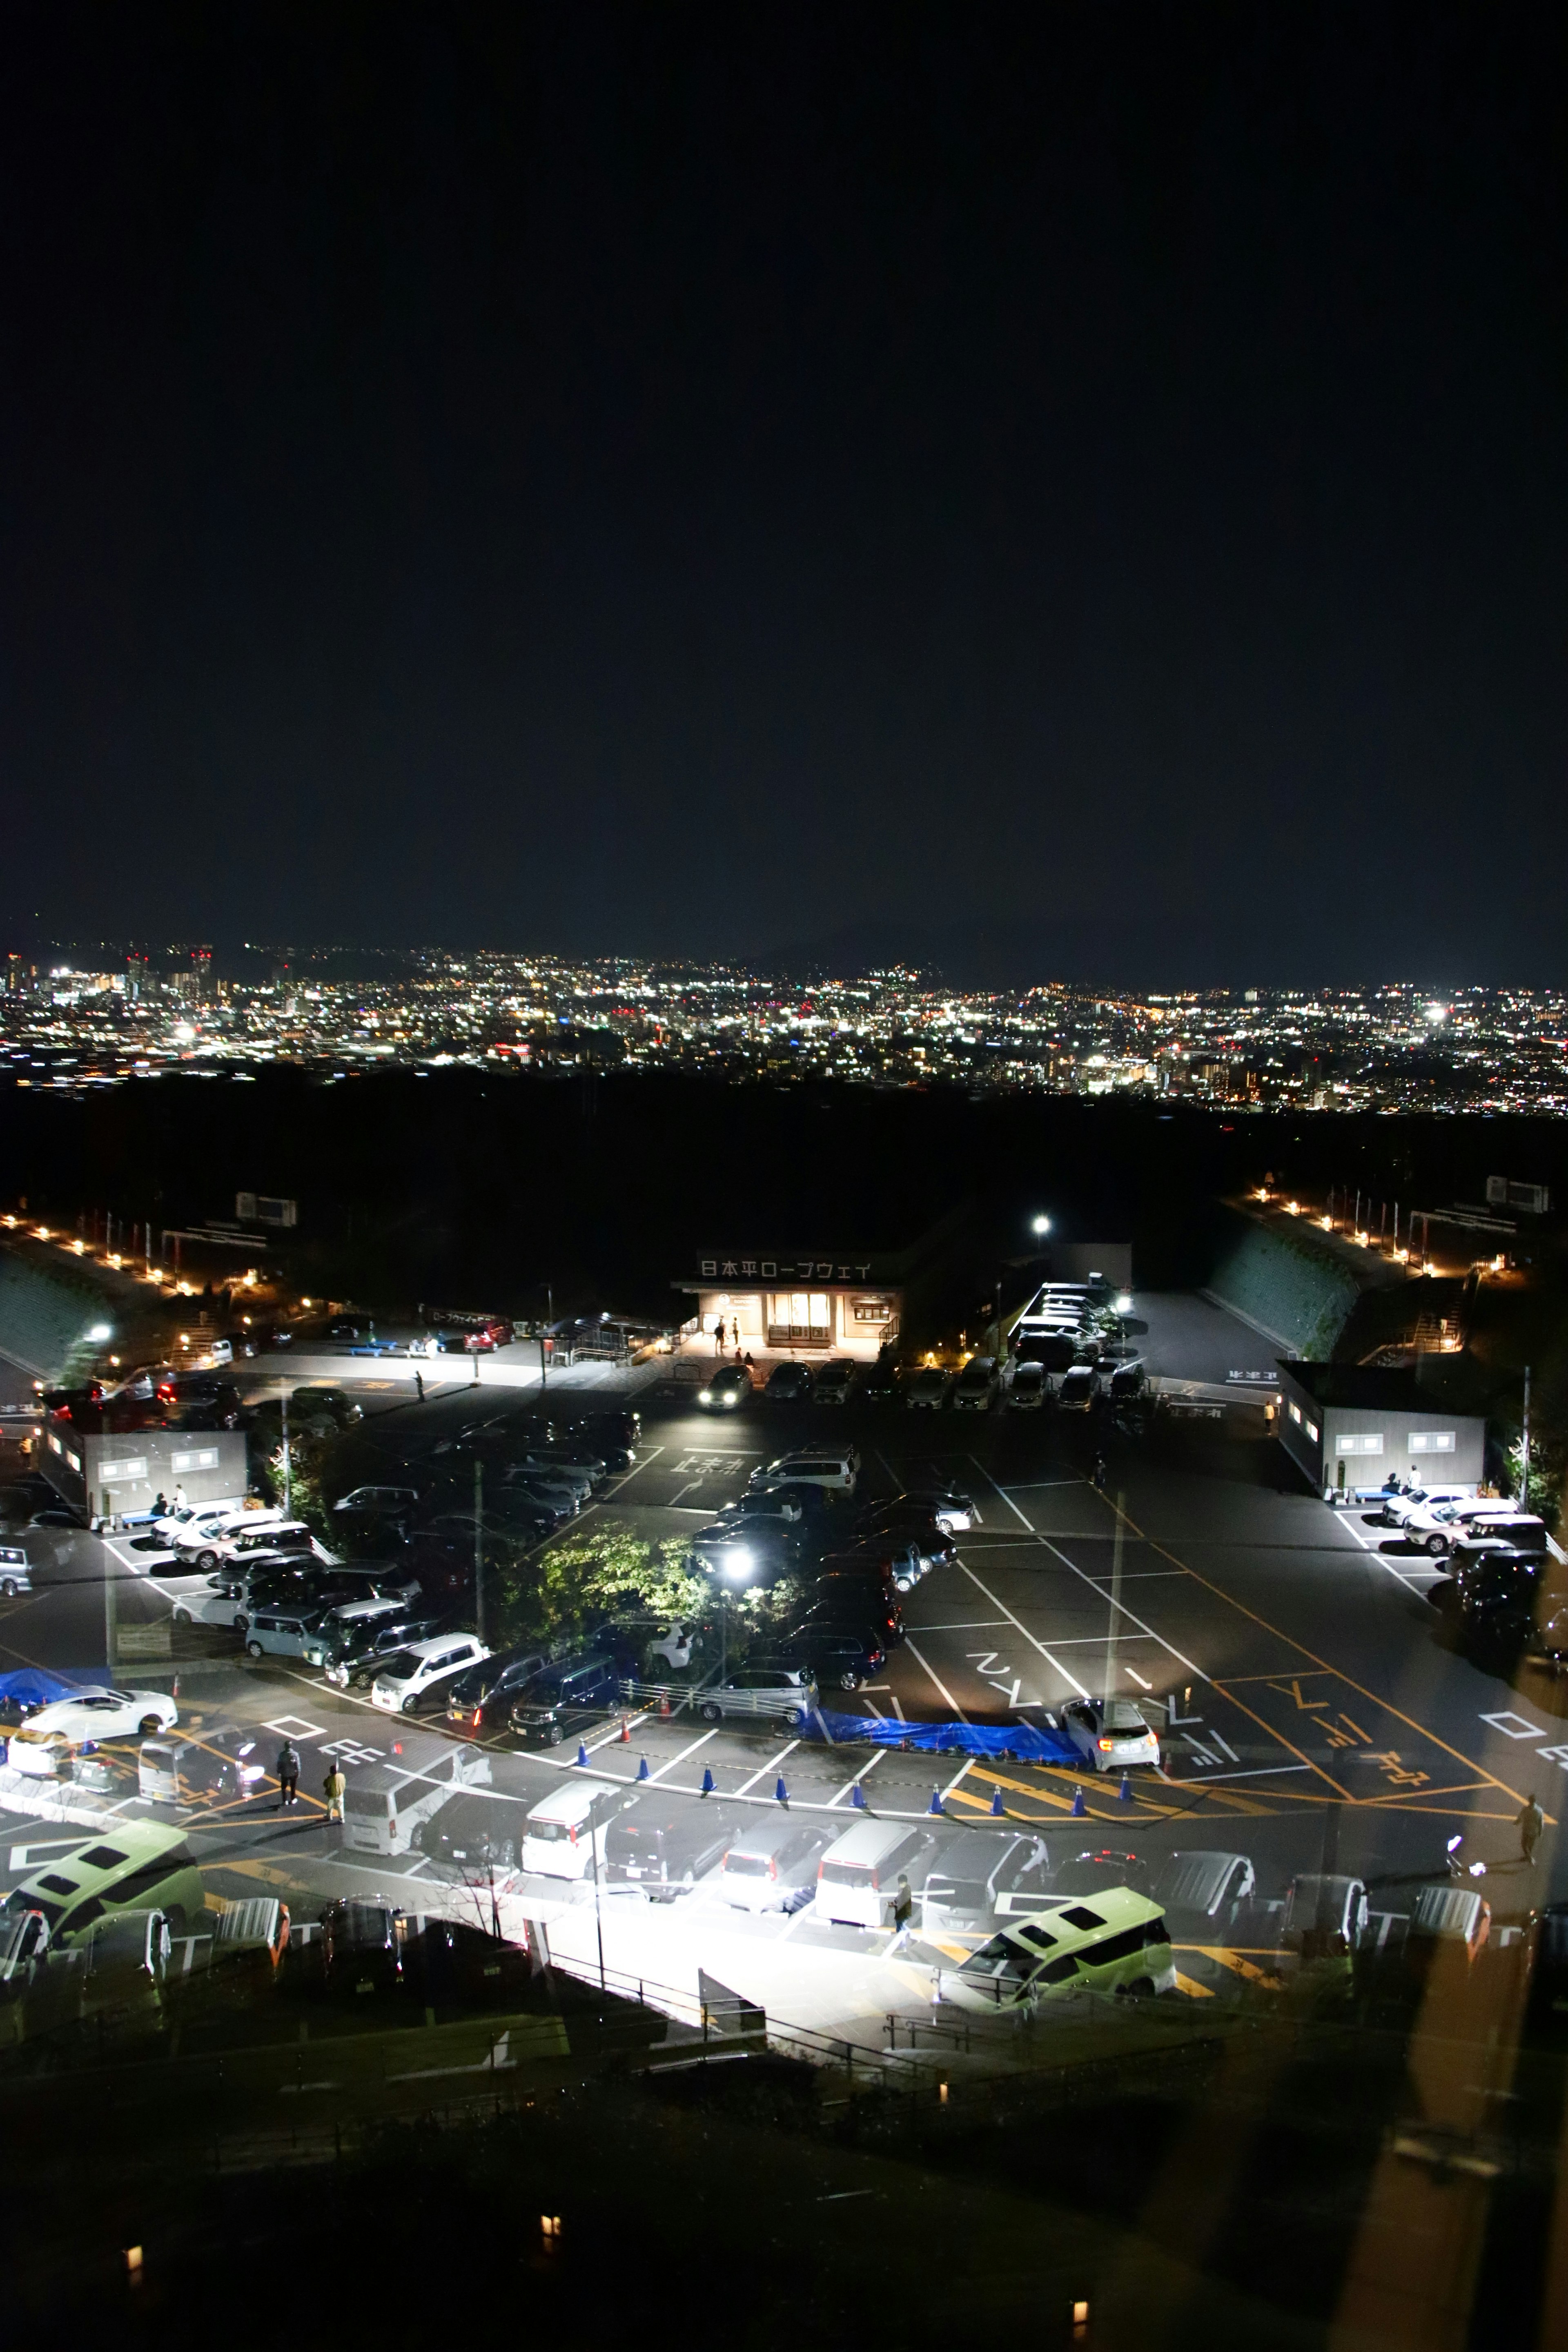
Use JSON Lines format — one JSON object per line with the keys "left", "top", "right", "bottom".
{"left": 527, "top": 1820, "right": 573, "bottom": 1843}
{"left": 374, "top": 1651, "right": 419, "bottom": 1679}
{"left": 960, "top": 1936, "right": 1033, "bottom": 1982}
{"left": 723, "top": 1853, "right": 770, "bottom": 1876}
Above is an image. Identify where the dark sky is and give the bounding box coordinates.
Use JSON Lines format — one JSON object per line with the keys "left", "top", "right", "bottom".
{"left": 4, "top": 4, "right": 1565, "bottom": 986}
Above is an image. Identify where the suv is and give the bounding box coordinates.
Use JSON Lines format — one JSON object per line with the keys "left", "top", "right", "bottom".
{"left": 695, "top": 1668, "right": 817, "bottom": 1728}
{"left": 953, "top": 1357, "right": 999, "bottom": 1412}
{"left": 811, "top": 1361, "right": 854, "bottom": 1405}
{"left": 371, "top": 1633, "right": 490, "bottom": 1714}
{"left": 323, "top": 1610, "right": 452, "bottom": 1688}
{"left": 747, "top": 1450, "right": 858, "bottom": 1496}
{"left": 781, "top": 1618, "right": 886, "bottom": 1689}
{"left": 905, "top": 1367, "right": 951, "bottom": 1410}
{"left": 606, "top": 1800, "right": 733, "bottom": 1895}
{"left": 445, "top": 1647, "right": 550, "bottom": 1731}
{"left": 766, "top": 1362, "right": 813, "bottom": 1403}
{"left": 506, "top": 1654, "right": 619, "bottom": 1746}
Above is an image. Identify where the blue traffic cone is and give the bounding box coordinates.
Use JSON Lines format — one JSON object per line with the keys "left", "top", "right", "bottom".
{"left": 1119, "top": 1771, "right": 1132, "bottom": 1802}
{"left": 990, "top": 1785, "right": 1004, "bottom": 1816}
{"left": 700, "top": 1765, "right": 715, "bottom": 1796}
{"left": 575, "top": 1741, "right": 589, "bottom": 1767}
{"left": 1071, "top": 1784, "right": 1086, "bottom": 1818}
{"left": 636, "top": 1755, "right": 650, "bottom": 1781}
{"left": 928, "top": 1786, "right": 943, "bottom": 1815}
{"left": 775, "top": 1776, "right": 789, "bottom": 1805}
{"left": 851, "top": 1782, "right": 867, "bottom": 1809}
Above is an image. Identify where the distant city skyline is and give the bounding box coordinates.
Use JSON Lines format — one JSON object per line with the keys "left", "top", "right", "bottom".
{"left": 6, "top": 947, "right": 1567, "bottom": 1113}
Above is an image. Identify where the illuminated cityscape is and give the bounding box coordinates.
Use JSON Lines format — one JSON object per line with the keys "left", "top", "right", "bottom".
{"left": 6, "top": 949, "right": 1568, "bottom": 1110}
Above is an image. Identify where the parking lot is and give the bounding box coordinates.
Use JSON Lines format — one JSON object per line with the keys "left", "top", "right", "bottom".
{"left": 0, "top": 1292, "right": 1560, "bottom": 2052}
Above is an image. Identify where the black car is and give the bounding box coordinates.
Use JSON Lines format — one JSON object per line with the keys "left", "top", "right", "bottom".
{"left": 780, "top": 1619, "right": 888, "bottom": 1690}
{"left": 404, "top": 1915, "right": 530, "bottom": 2007}
{"left": 859, "top": 1359, "right": 900, "bottom": 1404}
{"left": 690, "top": 1521, "right": 798, "bottom": 1586}
{"left": 445, "top": 1646, "right": 550, "bottom": 1730}
{"left": 606, "top": 1799, "right": 734, "bottom": 1894}
{"left": 1050, "top": 1847, "right": 1154, "bottom": 1900}
{"left": 507, "top": 1653, "right": 620, "bottom": 1746}
{"left": 811, "top": 1566, "right": 904, "bottom": 1637}
{"left": 765, "top": 1362, "right": 813, "bottom": 1403}
{"left": 1527, "top": 1904, "right": 1568, "bottom": 2033}
{"left": 318, "top": 1898, "right": 403, "bottom": 1996}
{"left": 323, "top": 1611, "right": 451, "bottom": 1687}
{"left": 414, "top": 1791, "right": 522, "bottom": 1876}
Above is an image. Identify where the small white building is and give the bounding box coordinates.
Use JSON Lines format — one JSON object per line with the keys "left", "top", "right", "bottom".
{"left": 1277, "top": 1361, "right": 1486, "bottom": 1499}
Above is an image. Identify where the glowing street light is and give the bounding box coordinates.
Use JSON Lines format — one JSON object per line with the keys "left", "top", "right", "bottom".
{"left": 1031, "top": 1214, "right": 1052, "bottom": 1237}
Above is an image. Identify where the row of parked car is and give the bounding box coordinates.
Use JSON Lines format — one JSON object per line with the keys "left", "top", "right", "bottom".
{"left": 698, "top": 1348, "right": 1145, "bottom": 1417}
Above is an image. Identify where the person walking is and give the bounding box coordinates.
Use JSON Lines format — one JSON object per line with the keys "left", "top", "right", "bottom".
{"left": 275, "top": 1740, "right": 300, "bottom": 1811}
{"left": 1517, "top": 1792, "right": 1545, "bottom": 1866}
{"left": 889, "top": 1871, "right": 915, "bottom": 1947}
{"left": 714, "top": 1316, "right": 726, "bottom": 1355}
{"left": 324, "top": 1762, "right": 347, "bottom": 1824}
{"left": 414, "top": 1367, "right": 425, "bottom": 1403}
{"left": 731, "top": 1318, "right": 740, "bottom": 1348}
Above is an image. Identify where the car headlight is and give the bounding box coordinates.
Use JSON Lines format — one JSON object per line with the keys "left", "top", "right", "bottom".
{"left": 698, "top": 1390, "right": 713, "bottom": 1404}
{"left": 723, "top": 1392, "right": 738, "bottom": 1407}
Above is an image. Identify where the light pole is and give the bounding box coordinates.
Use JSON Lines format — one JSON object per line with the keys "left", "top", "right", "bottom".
{"left": 586, "top": 1784, "right": 612, "bottom": 1993}
{"left": 281, "top": 1390, "right": 292, "bottom": 1518}
{"left": 1521, "top": 1365, "right": 1532, "bottom": 1510}
{"left": 473, "top": 1458, "right": 485, "bottom": 1647}
{"left": 1114, "top": 1291, "right": 1133, "bottom": 1361}
{"left": 538, "top": 1283, "right": 555, "bottom": 1396}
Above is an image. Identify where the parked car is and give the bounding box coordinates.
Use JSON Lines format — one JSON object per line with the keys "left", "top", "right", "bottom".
{"left": 695, "top": 1668, "right": 818, "bottom": 1727}
{"left": 150, "top": 1496, "right": 249, "bottom": 1544}
{"left": 333, "top": 1485, "right": 421, "bottom": 1516}
{"left": 718, "top": 1819, "right": 830, "bottom": 1912}
{"left": 0, "top": 1546, "right": 34, "bottom": 1599}
{"left": 170, "top": 1577, "right": 252, "bottom": 1632}
{"left": 371, "top": 1633, "right": 490, "bottom": 1714}
{"left": 323, "top": 1611, "right": 452, "bottom": 1688}
{"left": 1151, "top": 1850, "right": 1256, "bottom": 1930}
{"left": 690, "top": 1521, "right": 797, "bottom": 1586}
{"left": 444, "top": 1646, "right": 550, "bottom": 1729}
{"left": 1403, "top": 1881, "right": 1491, "bottom": 1972}
{"left": 1058, "top": 1366, "right": 1096, "bottom": 1412}
{"left": 905, "top": 1367, "right": 951, "bottom": 1410}
{"left": 138, "top": 1732, "right": 269, "bottom": 1807}
{"left": 933, "top": 1890, "right": 1175, "bottom": 2011}
{"left": 921, "top": 1831, "right": 1054, "bottom": 1936}
{"left": 244, "top": 1606, "right": 334, "bottom": 1665}
{"left": 811, "top": 1360, "right": 855, "bottom": 1405}
{"left": 780, "top": 1617, "right": 887, "bottom": 1689}
{"left": 840, "top": 1519, "right": 949, "bottom": 1585}
{"left": 815, "top": 1820, "right": 933, "bottom": 1929}
{"left": 172, "top": 1506, "right": 288, "bottom": 1567}
{"left": 1281, "top": 1871, "right": 1368, "bottom": 1957}
{"left": 729, "top": 1481, "right": 832, "bottom": 1526}
{"left": 900, "top": 1474, "right": 980, "bottom": 1532}
{"left": 415, "top": 1792, "right": 521, "bottom": 1878}
{"left": 746, "top": 1450, "right": 858, "bottom": 1496}
{"left": 1061, "top": 1697, "right": 1161, "bottom": 1775}
{"left": 697, "top": 1362, "right": 755, "bottom": 1412}
{"left": 606, "top": 1800, "right": 733, "bottom": 1895}
{"left": 1445, "top": 1517, "right": 1549, "bottom": 1568}
{"left": 766, "top": 1362, "right": 814, "bottom": 1402}
{"left": 859, "top": 1359, "right": 901, "bottom": 1404}
{"left": 6, "top": 1686, "right": 178, "bottom": 1777}
{"left": 318, "top": 1897, "right": 402, "bottom": 1996}
{"left": 507, "top": 1654, "right": 620, "bottom": 1745}
{"left": 289, "top": 1386, "right": 364, "bottom": 1431}
{"left": 1526, "top": 1902, "right": 1568, "bottom": 2031}
{"left": 1047, "top": 1848, "right": 1154, "bottom": 1900}
{"left": 521, "top": 1780, "right": 632, "bottom": 1879}
{"left": 953, "top": 1356, "right": 1000, "bottom": 1412}
{"left": 1372, "top": 1483, "right": 1473, "bottom": 1528}
{"left": 1009, "top": 1361, "right": 1048, "bottom": 1411}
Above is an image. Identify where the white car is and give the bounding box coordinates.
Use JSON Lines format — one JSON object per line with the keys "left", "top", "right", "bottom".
{"left": 169, "top": 1575, "right": 251, "bottom": 1631}
{"left": 745, "top": 1450, "right": 858, "bottom": 1496}
{"left": 1374, "top": 1485, "right": 1472, "bottom": 1529}
{"left": 647, "top": 1621, "right": 697, "bottom": 1673}
{"left": 173, "top": 1507, "right": 288, "bottom": 1569}
{"left": 151, "top": 1497, "right": 248, "bottom": 1544}
{"left": 1061, "top": 1697, "right": 1161, "bottom": 1775}
{"left": 7, "top": 1686, "right": 178, "bottom": 1775}
{"left": 371, "top": 1633, "right": 490, "bottom": 1714}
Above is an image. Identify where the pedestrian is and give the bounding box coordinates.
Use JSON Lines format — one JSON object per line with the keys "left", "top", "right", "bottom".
{"left": 152, "top": 1490, "right": 168, "bottom": 1519}
{"left": 414, "top": 1368, "right": 425, "bottom": 1403}
{"left": 744, "top": 1349, "right": 755, "bottom": 1368}
{"left": 275, "top": 1740, "right": 300, "bottom": 1811}
{"left": 714, "top": 1316, "right": 726, "bottom": 1355}
{"left": 324, "top": 1762, "right": 347, "bottom": 1824}
{"left": 732, "top": 1319, "right": 740, "bottom": 1348}
{"left": 173, "top": 1483, "right": 187, "bottom": 1510}
{"left": 1517, "top": 1792, "right": 1545, "bottom": 1866}
{"left": 890, "top": 1872, "right": 914, "bottom": 1944}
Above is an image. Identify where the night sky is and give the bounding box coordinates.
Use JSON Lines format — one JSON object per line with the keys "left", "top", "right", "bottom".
{"left": 5, "top": 4, "right": 1565, "bottom": 985}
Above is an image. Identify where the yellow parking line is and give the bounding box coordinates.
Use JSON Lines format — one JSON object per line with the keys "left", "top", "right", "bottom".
{"left": 1173, "top": 1971, "right": 1216, "bottom": 1999}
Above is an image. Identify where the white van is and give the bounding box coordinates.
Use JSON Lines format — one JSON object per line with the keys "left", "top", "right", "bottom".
{"left": 747, "top": 1450, "right": 859, "bottom": 1496}
{"left": 0, "top": 1546, "right": 33, "bottom": 1598}
{"left": 521, "top": 1780, "right": 630, "bottom": 1880}
{"left": 815, "top": 1820, "right": 930, "bottom": 1929}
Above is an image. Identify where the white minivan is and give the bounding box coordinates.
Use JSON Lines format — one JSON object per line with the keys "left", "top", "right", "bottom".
{"left": 521, "top": 1780, "right": 630, "bottom": 1880}
{"left": 370, "top": 1633, "right": 490, "bottom": 1715}
{"left": 814, "top": 1820, "right": 931, "bottom": 1929}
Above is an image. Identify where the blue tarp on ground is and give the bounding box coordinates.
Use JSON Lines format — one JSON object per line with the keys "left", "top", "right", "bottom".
{"left": 807, "top": 1711, "right": 1078, "bottom": 1763}
{"left": 0, "top": 1667, "right": 105, "bottom": 1710}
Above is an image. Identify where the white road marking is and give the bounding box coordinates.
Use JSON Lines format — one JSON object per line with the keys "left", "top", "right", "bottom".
{"left": 1125, "top": 1668, "right": 1152, "bottom": 1690}
{"left": 735, "top": 1740, "right": 799, "bottom": 1796}
{"left": 263, "top": 1715, "right": 327, "bottom": 1740}
{"left": 902, "top": 1639, "right": 970, "bottom": 1720}
{"left": 1480, "top": 1710, "right": 1547, "bottom": 1740}
{"left": 643, "top": 1728, "right": 719, "bottom": 1784}
{"left": 955, "top": 1562, "right": 1091, "bottom": 1698}
{"left": 970, "top": 1456, "right": 1033, "bottom": 1528}
{"left": 904, "top": 1619, "right": 1010, "bottom": 1633}
{"left": 940, "top": 1756, "right": 974, "bottom": 1801}
{"left": 830, "top": 1751, "right": 886, "bottom": 1806}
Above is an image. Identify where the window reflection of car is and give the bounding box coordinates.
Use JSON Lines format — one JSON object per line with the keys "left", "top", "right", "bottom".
{"left": 7, "top": 1686, "right": 178, "bottom": 1775}
{"left": 934, "top": 1891, "right": 1175, "bottom": 2011}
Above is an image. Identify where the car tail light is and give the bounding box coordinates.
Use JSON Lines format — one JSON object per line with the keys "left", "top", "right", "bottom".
{"left": 473, "top": 1710, "right": 482, "bottom": 1726}
{"left": 1098, "top": 1737, "right": 1114, "bottom": 1752}
{"left": 769, "top": 1856, "right": 778, "bottom": 1878}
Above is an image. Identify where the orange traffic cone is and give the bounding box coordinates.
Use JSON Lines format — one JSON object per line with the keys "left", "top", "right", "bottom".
{"left": 659, "top": 1691, "right": 672, "bottom": 1719}
{"left": 619, "top": 1716, "right": 630, "bottom": 1743}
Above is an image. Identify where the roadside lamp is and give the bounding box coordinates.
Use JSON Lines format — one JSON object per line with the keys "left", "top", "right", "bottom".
{"left": 1031, "top": 1214, "right": 1051, "bottom": 1236}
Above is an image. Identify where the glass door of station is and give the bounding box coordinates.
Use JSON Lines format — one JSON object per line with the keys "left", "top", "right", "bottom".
{"left": 768, "top": 1291, "right": 831, "bottom": 1346}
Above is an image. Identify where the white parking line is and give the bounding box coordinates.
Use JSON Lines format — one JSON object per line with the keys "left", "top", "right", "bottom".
{"left": 734, "top": 1740, "right": 799, "bottom": 1796}
{"left": 902, "top": 1639, "right": 970, "bottom": 1721}
{"left": 970, "top": 1456, "right": 1033, "bottom": 1528}
{"left": 830, "top": 1751, "right": 886, "bottom": 1806}
{"left": 940, "top": 1756, "right": 973, "bottom": 1801}
{"left": 644, "top": 1728, "right": 718, "bottom": 1784}
{"left": 955, "top": 1563, "right": 1091, "bottom": 1698}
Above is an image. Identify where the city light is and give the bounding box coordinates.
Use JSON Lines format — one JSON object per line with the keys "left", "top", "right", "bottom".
{"left": 1031, "top": 1214, "right": 1052, "bottom": 1235}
